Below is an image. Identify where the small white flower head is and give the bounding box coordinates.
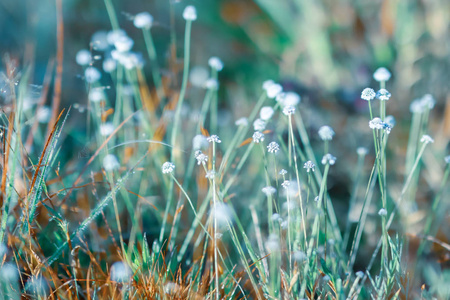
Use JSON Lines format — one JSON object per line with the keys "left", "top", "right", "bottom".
{"left": 162, "top": 162, "right": 175, "bottom": 174}
{"left": 318, "top": 125, "right": 335, "bottom": 141}
{"left": 321, "top": 153, "right": 336, "bottom": 165}
{"left": 376, "top": 89, "right": 391, "bottom": 101}
{"left": 262, "top": 80, "right": 275, "bottom": 90}
{"left": 271, "top": 213, "right": 282, "bottom": 223}
{"left": 281, "top": 180, "right": 290, "bottom": 189}
{"left": 267, "top": 141, "right": 280, "bottom": 153}
{"left": 25, "top": 276, "right": 49, "bottom": 298}
{"left": 265, "top": 234, "right": 280, "bottom": 252}
{"left": 208, "top": 57, "right": 223, "bottom": 71}
{"left": 279, "top": 169, "right": 288, "bottom": 176}
{"left": 252, "top": 131, "right": 265, "bottom": 143}
{"left": 76, "top": 49, "right": 91, "bottom": 66}
{"left": 114, "top": 35, "right": 134, "bottom": 52}
{"left": 235, "top": 117, "right": 248, "bottom": 127}
{"left": 385, "top": 115, "right": 396, "bottom": 128}
{"left": 373, "top": 67, "right": 391, "bottom": 82}
{"left": 420, "top": 94, "right": 435, "bottom": 110}
{"left": 260, "top": 106, "right": 274, "bottom": 120}
{"left": 262, "top": 186, "right": 277, "bottom": 196}
{"left": 0, "top": 262, "right": 19, "bottom": 282}
{"left": 103, "top": 58, "right": 117, "bottom": 73}
{"left": 204, "top": 78, "right": 219, "bottom": 90}
{"left": 369, "top": 117, "right": 383, "bottom": 130}
{"left": 357, "top": 147, "right": 368, "bottom": 156}
{"left": 409, "top": 99, "right": 424, "bottom": 114}
{"left": 84, "top": 67, "right": 101, "bottom": 83}
{"left": 266, "top": 83, "right": 283, "bottom": 98}
{"left": 133, "top": 12, "right": 153, "bottom": 29}
{"left": 323, "top": 275, "right": 331, "bottom": 282}
{"left": 91, "top": 31, "right": 109, "bottom": 51}
{"left": 356, "top": 271, "right": 365, "bottom": 278}
{"left": 99, "top": 122, "right": 115, "bottom": 136}
{"left": 420, "top": 135, "right": 434, "bottom": 144}
{"left": 303, "top": 161, "right": 315, "bottom": 172}
{"left": 205, "top": 170, "right": 216, "bottom": 179}
{"left": 361, "top": 88, "right": 376, "bottom": 101}
{"left": 253, "top": 118, "right": 266, "bottom": 131}
{"left": 383, "top": 123, "right": 392, "bottom": 134}
{"left": 103, "top": 154, "right": 120, "bottom": 172}
{"left": 110, "top": 261, "right": 132, "bottom": 282}
{"left": 89, "top": 88, "right": 105, "bottom": 103}
{"left": 193, "top": 134, "right": 209, "bottom": 150}
{"left": 282, "top": 105, "right": 295, "bottom": 116}
{"left": 294, "top": 251, "right": 307, "bottom": 262}
{"left": 194, "top": 150, "right": 208, "bottom": 165}
{"left": 444, "top": 155, "right": 450, "bottom": 164}
{"left": 277, "top": 91, "right": 301, "bottom": 108}
{"left": 210, "top": 202, "right": 232, "bottom": 228}
{"left": 107, "top": 29, "right": 127, "bottom": 45}
{"left": 207, "top": 134, "right": 221, "bottom": 143}
{"left": 37, "top": 106, "right": 51, "bottom": 123}
{"left": 189, "top": 66, "right": 209, "bottom": 87}
{"left": 183, "top": 5, "right": 197, "bottom": 21}
{"left": 378, "top": 208, "right": 387, "bottom": 217}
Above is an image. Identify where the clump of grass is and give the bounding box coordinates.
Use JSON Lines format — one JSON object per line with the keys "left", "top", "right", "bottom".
{"left": 0, "top": 2, "right": 449, "bottom": 299}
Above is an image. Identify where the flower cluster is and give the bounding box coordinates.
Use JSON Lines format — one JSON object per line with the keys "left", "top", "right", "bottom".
{"left": 376, "top": 89, "right": 391, "bottom": 101}
{"left": 361, "top": 88, "right": 376, "bottom": 101}
{"left": 194, "top": 150, "right": 208, "bottom": 165}
{"left": 282, "top": 105, "right": 295, "bottom": 116}
{"left": 303, "top": 161, "right": 315, "bottom": 172}
{"left": 252, "top": 131, "right": 265, "bottom": 143}
{"left": 318, "top": 126, "right": 335, "bottom": 141}
{"left": 262, "top": 186, "right": 277, "bottom": 196}
{"left": 207, "top": 135, "right": 221, "bottom": 143}
{"left": 162, "top": 162, "right": 175, "bottom": 174}
{"left": 263, "top": 80, "right": 283, "bottom": 98}
{"left": 321, "top": 154, "right": 336, "bottom": 165}
{"left": 420, "top": 135, "right": 434, "bottom": 144}
{"left": 267, "top": 141, "right": 280, "bottom": 153}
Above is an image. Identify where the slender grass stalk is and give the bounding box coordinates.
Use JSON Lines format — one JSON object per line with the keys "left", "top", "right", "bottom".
{"left": 142, "top": 28, "right": 165, "bottom": 103}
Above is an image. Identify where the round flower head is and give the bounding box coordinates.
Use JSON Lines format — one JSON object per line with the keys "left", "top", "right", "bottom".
{"left": 103, "top": 58, "right": 117, "bottom": 73}
{"left": 260, "top": 106, "right": 274, "bottom": 120}
{"left": 84, "top": 67, "right": 101, "bottom": 83}
{"left": 110, "top": 261, "right": 132, "bottom": 282}
{"left": 267, "top": 141, "right": 280, "bottom": 153}
{"left": 91, "top": 31, "right": 109, "bottom": 51}
{"left": 235, "top": 117, "right": 248, "bottom": 127}
{"left": 385, "top": 115, "right": 396, "bottom": 128}
{"left": 205, "top": 170, "right": 216, "bottom": 179}
{"left": 361, "top": 88, "right": 376, "bottom": 101}
{"left": 133, "top": 12, "right": 153, "bottom": 29}
{"left": 183, "top": 5, "right": 197, "bottom": 21}
{"left": 321, "top": 153, "right": 336, "bottom": 165}
{"left": 262, "top": 80, "right": 274, "bottom": 90}
{"left": 207, "top": 134, "right": 221, "bottom": 143}
{"left": 192, "top": 134, "right": 209, "bottom": 150}
{"left": 107, "top": 29, "right": 127, "bottom": 45}
{"left": 420, "top": 94, "right": 435, "bottom": 110}
{"left": 410, "top": 99, "right": 423, "bottom": 114}
{"left": 376, "top": 89, "right": 391, "bottom": 101}
{"left": 262, "top": 186, "right": 277, "bottom": 196}
{"left": 253, "top": 118, "right": 266, "bottom": 131}
{"left": 208, "top": 57, "right": 223, "bottom": 71}
{"left": 278, "top": 91, "right": 301, "bottom": 108}
{"left": 204, "top": 78, "right": 219, "bottom": 90}
{"left": 378, "top": 208, "right": 387, "bottom": 216}
{"left": 444, "top": 155, "right": 450, "bottom": 164}
{"left": 373, "top": 67, "right": 391, "bottom": 82}
{"left": 0, "top": 262, "right": 19, "bottom": 282}
{"left": 76, "top": 49, "right": 91, "bottom": 66}
{"left": 162, "top": 162, "right": 175, "bottom": 174}
{"left": 37, "top": 106, "right": 51, "bottom": 123}
{"left": 369, "top": 117, "right": 383, "bottom": 130}
{"left": 189, "top": 66, "right": 209, "bottom": 87}
{"left": 318, "top": 126, "right": 335, "bottom": 141}
{"left": 252, "top": 131, "right": 265, "bottom": 143}
{"left": 194, "top": 150, "right": 208, "bottom": 165}
{"left": 266, "top": 83, "right": 283, "bottom": 98}
{"left": 357, "top": 147, "right": 368, "bottom": 156}
{"left": 89, "top": 88, "right": 105, "bottom": 103}
{"left": 282, "top": 105, "right": 295, "bottom": 116}
{"left": 420, "top": 135, "right": 434, "bottom": 144}
{"left": 279, "top": 169, "right": 288, "bottom": 176}
{"left": 103, "top": 154, "right": 120, "bottom": 172}
{"left": 281, "top": 180, "right": 290, "bottom": 189}
{"left": 114, "top": 35, "right": 134, "bottom": 52}
{"left": 265, "top": 234, "right": 280, "bottom": 252}
{"left": 303, "top": 161, "right": 315, "bottom": 172}
{"left": 100, "top": 122, "right": 115, "bottom": 136}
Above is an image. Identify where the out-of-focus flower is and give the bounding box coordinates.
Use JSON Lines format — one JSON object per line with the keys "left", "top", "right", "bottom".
{"left": 235, "top": 117, "right": 248, "bottom": 127}
{"left": 318, "top": 126, "right": 335, "bottom": 141}
{"left": 420, "top": 135, "right": 434, "bottom": 144}
{"left": 76, "top": 49, "right": 91, "bottom": 66}
{"left": 103, "top": 154, "right": 120, "bottom": 171}
{"left": 378, "top": 208, "right": 387, "bottom": 216}
{"left": 253, "top": 118, "right": 266, "bottom": 131}
{"left": 282, "top": 105, "right": 295, "bottom": 116}
{"left": 357, "top": 147, "right": 368, "bottom": 156}
{"left": 373, "top": 67, "right": 391, "bottom": 82}
{"left": 260, "top": 106, "right": 274, "bottom": 120}
{"left": 321, "top": 153, "right": 336, "bottom": 165}
{"left": 134, "top": 12, "right": 153, "bottom": 29}
{"left": 208, "top": 57, "right": 223, "bottom": 71}
{"left": 84, "top": 67, "right": 101, "bottom": 83}
{"left": 114, "top": 35, "right": 134, "bottom": 52}
{"left": 207, "top": 135, "right": 221, "bottom": 143}
{"left": 183, "top": 6, "right": 197, "bottom": 21}
{"left": 99, "top": 122, "right": 115, "bottom": 136}
{"left": 262, "top": 186, "right": 277, "bottom": 196}
{"left": 103, "top": 58, "right": 117, "bottom": 73}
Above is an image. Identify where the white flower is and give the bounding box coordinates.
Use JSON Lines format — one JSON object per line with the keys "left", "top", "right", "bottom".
{"left": 99, "top": 122, "right": 115, "bottom": 136}
{"left": 204, "top": 78, "right": 219, "bottom": 90}
{"left": 235, "top": 117, "right": 248, "bottom": 127}
{"left": 383, "top": 123, "right": 392, "bottom": 134}
{"left": 356, "top": 271, "right": 365, "bottom": 278}
{"left": 267, "top": 141, "right": 280, "bottom": 153}
{"left": 260, "top": 106, "right": 274, "bottom": 120}
{"left": 205, "top": 170, "right": 216, "bottom": 179}
{"left": 378, "top": 208, "right": 387, "bottom": 216}
{"left": 110, "top": 261, "right": 132, "bottom": 282}
{"left": 303, "top": 161, "right": 315, "bottom": 172}
{"left": 262, "top": 186, "right": 277, "bottom": 196}
{"left": 361, "top": 88, "right": 376, "bottom": 101}
{"left": 277, "top": 91, "right": 301, "bottom": 108}
{"left": 189, "top": 66, "right": 209, "bottom": 87}
{"left": 420, "top": 94, "right": 435, "bottom": 110}
{"left": 282, "top": 105, "right": 295, "bottom": 116}
{"left": 373, "top": 67, "right": 391, "bottom": 82}
{"left": 369, "top": 117, "right": 383, "bottom": 130}
{"left": 208, "top": 57, "right": 223, "bottom": 71}
{"left": 0, "top": 263, "right": 19, "bottom": 282}
{"left": 114, "top": 35, "right": 134, "bottom": 52}
{"left": 265, "top": 234, "right": 280, "bottom": 252}
{"left": 253, "top": 118, "right": 266, "bottom": 131}
{"left": 37, "top": 106, "right": 51, "bottom": 123}
{"left": 107, "top": 29, "right": 127, "bottom": 45}
{"left": 294, "top": 251, "right": 307, "bottom": 262}
{"left": 89, "top": 88, "right": 105, "bottom": 103}
{"left": 183, "top": 5, "right": 197, "bottom": 21}
{"left": 271, "top": 213, "right": 282, "bottom": 222}
{"left": 321, "top": 153, "right": 336, "bottom": 165}
{"left": 194, "top": 150, "right": 208, "bottom": 165}
{"left": 84, "top": 67, "right": 101, "bottom": 83}
{"left": 76, "top": 49, "right": 91, "bottom": 66}
{"left": 281, "top": 180, "right": 290, "bottom": 189}
{"left": 385, "top": 115, "right": 396, "bottom": 128}
{"left": 162, "top": 162, "right": 175, "bottom": 174}
{"left": 444, "top": 155, "right": 450, "bottom": 164}
{"left": 91, "top": 31, "right": 109, "bottom": 51}
{"left": 318, "top": 126, "right": 335, "bottom": 141}
{"left": 409, "top": 99, "right": 424, "bottom": 114}
{"left": 207, "top": 135, "right": 221, "bottom": 143}
{"left": 420, "top": 135, "right": 434, "bottom": 144}
{"left": 252, "top": 131, "right": 265, "bottom": 143}
{"left": 262, "top": 80, "right": 275, "bottom": 90}
{"left": 357, "top": 147, "right": 368, "bottom": 156}
{"left": 103, "top": 58, "right": 117, "bottom": 73}
{"left": 266, "top": 83, "right": 283, "bottom": 98}
{"left": 133, "top": 12, "right": 153, "bottom": 29}
{"left": 103, "top": 154, "right": 120, "bottom": 171}
{"left": 279, "top": 169, "right": 288, "bottom": 176}
{"left": 192, "top": 134, "right": 209, "bottom": 150}
{"left": 210, "top": 202, "right": 232, "bottom": 228}
{"left": 376, "top": 89, "right": 391, "bottom": 101}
